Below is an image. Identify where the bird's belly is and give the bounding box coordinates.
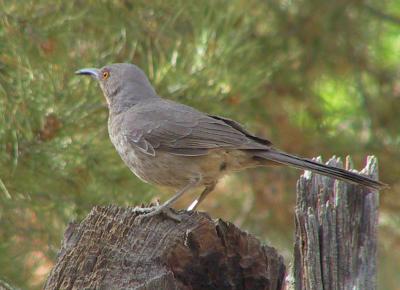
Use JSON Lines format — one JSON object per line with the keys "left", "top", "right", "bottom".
{"left": 109, "top": 135, "right": 199, "bottom": 187}
{"left": 110, "top": 134, "right": 255, "bottom": 188}
{"left": 119, "top": 149, "right": 222, "bottom": 188}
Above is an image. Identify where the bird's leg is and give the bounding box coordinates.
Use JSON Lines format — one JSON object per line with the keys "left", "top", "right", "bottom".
{"left": 133, "top": 178, "right": 200, "bottom": 221}
{"left": 187, "top": 183, "right": 216, "bottom": 211}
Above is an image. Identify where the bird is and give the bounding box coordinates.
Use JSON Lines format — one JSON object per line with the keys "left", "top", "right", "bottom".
{"left": 76, "top": 63, "right": 386, "bottom": 219}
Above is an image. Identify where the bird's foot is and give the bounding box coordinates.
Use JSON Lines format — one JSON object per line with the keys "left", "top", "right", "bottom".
{"left": 131, "top": 205, "right": 156, "bottom": 214}
{"left": 132, "top": 205, "right": 182, "bottom": 222}
{"left": 143, "top": 206, "right": 182, "bottom": 222}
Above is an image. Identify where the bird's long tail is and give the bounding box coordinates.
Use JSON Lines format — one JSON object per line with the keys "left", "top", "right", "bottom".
{"left": 254, "top": 150, "right": 387, "bottom": 190}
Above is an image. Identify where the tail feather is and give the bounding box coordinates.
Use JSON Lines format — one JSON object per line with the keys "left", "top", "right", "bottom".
{"left": 255, "top": 150, "right": 387, "bottom": 190}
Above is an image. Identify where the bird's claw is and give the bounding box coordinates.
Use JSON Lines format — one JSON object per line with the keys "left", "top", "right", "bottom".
{"left": 132, "top": 206, "right": 156, "bottom": 214}
{"left": 132, "top": 205, "right": 182, "bottom": 222}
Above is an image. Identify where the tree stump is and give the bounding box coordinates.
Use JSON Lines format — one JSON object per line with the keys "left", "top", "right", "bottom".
{"left": 44, "top": 207, "right": 286, "bottom": 290}
{"left": 293, "top": 156, "right": 380, "bottom": 290}
{"left": 45, "top": 155, "right": 381, "bottom": 290}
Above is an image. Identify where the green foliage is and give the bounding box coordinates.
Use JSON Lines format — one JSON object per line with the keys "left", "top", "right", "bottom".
{"left": 0, "top": 0, "right": 399, "bottom": 289}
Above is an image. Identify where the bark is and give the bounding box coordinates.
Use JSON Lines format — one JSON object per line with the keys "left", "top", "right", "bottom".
{"left": 44, "top": 207, "right": 286, "bottom": 290}
{"left": 293, "top": 156, "right": 379, "bottom": 290}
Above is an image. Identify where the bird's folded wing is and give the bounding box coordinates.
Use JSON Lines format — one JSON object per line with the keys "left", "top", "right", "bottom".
{"left": 123, "top": 103, "right": 271, "bottom": 156}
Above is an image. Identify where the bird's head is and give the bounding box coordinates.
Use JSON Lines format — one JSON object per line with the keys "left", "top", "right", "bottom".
{"left": 76, "top": 63, "right": 157, "bottom": 111}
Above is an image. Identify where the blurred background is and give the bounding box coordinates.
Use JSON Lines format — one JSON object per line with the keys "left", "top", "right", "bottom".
{"left": 0, "top": 0, "right": 399, "bottom": 289}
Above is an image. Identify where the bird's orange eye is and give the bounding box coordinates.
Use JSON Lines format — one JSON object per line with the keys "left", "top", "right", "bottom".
{"left": 102, "top": 71, "right": 110, "bottom": 80}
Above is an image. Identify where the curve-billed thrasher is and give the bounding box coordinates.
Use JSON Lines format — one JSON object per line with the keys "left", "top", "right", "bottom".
{"left": 76, "top": 63, "right": 386, "bottom": 219}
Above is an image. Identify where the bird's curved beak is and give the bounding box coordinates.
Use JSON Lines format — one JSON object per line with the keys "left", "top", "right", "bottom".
{"left": 75, "top": 68, "right": 100, "bottom": 80}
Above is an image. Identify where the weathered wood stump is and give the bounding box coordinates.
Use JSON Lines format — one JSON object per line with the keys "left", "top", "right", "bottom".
{"left": 45, "top": 155, "right": 381, "bottom": 290}
{"left": 44, "top": 207, "right": 286, "bottom": 290}
{"left": 293, "top": 156, "right": 380, "bottom": 290}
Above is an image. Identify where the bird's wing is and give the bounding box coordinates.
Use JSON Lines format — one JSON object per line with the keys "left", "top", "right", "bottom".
{"left": 122, "top": 100, "right": 271, "bottom": 156}
{"left": 207, "top": 114, "right": 272, "bottom": 147}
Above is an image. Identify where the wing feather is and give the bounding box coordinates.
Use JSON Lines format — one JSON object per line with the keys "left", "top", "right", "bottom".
{"left": 122, "top": 100, "right": 271, "bottom": 156}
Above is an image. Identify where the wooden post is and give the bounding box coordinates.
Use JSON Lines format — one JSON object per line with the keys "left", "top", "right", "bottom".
{"left": 293, "top": 156, "right": 379, "bottom": 290}
{"left": 44, "top": 207, "right": 286, "bottom": 290}
{"left": 44, "top": 156, "right": 381, "bottom": 290}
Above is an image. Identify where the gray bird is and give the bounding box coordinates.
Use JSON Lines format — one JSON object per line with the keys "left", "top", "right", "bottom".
{"left": 76, "top": 63, "right": 386, "bottom": 219}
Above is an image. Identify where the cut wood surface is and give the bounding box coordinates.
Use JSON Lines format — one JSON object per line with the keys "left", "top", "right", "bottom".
{"left": 293, "top": 156, "right": 379, "bottom": 290}
{"left": 44, "top": 207, "right": 286, "bottom": 290}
